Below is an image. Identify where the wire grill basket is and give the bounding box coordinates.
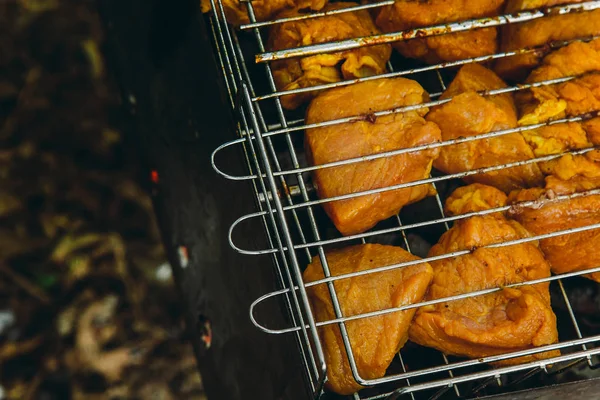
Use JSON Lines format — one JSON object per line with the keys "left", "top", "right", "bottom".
{"left": 207, "top": 1, "right": 600, "bottom": 398}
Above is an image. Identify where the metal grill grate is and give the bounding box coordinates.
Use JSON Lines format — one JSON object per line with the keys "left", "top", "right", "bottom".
{"left": 207, "top": 1, "right": 600, "bottom": 398}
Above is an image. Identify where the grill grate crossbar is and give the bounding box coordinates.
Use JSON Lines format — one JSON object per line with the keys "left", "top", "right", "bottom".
{"left": 242, "top": 0, "right": 372, "bottom": 392}
{"left": 253, "top": 36, "right": 599, "bottom": 102}
{"left": 250, "top": 265, "right": 600, "bottom": 335}
{"left": 209, "top": 0, "right": 324, "bottom": 390}
{"left": 362, "top": 346, "right": 600, "bottom": 400}
{"left": 254, "top": 2, "right": 600, "bottom": 62}
{"left": 225, "top": 158, "right": 600, "bottom": 258}
{"left": 212, "top": 110, "right": 599, "bottom": 182}
{"left": 207, "top": 1, "right": 600, "bottom": 398}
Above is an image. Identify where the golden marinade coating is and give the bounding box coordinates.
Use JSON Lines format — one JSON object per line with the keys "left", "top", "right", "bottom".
{"left": 304, "top": 244, "right": 433, "bottom": 395}
{"left": 444, "top": 183, "right": 509, "bottom": 216}
{"left": 495, "top": 0, "right": 600, "bottom": 81}
{"left": 517, "top": 39, "right": 600, "bottom": 125}
{"left": 200, "top": 0, "right": 327, "bottom": 26}
{"left": 409, "top": 184, "right": 559, "bottom": 365}
{"left": 426, "top": 64, "right": 544, "bottom": 193}
{"left": 376, "top": 0, "right": 505, "bottom": 64}
{"left": 508, "top": 151, "right": 600, "bottom": 282}
{"left": 514, "top": 39, "right": 600, "bottom": 170}
{"left": 269, "top": 2, "right": 391, "bottom": 110}
{"left": 305, "top": 78, "right": 441, "bottom": 236}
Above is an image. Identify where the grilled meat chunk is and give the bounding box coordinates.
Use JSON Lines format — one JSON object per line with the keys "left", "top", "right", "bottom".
{"left": 200, "top": 0, "right": 327, "bottom": 26}
{"left": 305, "top": 78, "right": 441, "bottom": 236}
{"left": 409, "top": 184, "right": 560, "bottom": 364}
{"left": 375, "top": 0, "right": 505, "bottom": 64}
{"left": 516, "top": 39, "right": 600, "bottom": 126}
{"left": 495, "top": 0, "right": 600, "bottom": 81}
{"left": 426, "top": 64, "right": 544, "bottom": 192}
{"left": 269, "top": 3, "right": 392, "bottom": 109}
{"left": 514, "top": 39, "right": 600, "bottom": 170}
{"left": 509, "top": 151, "right": 600, "bottom": 282}
{"left": 304, "top": 244, "right": 433, "bottom": 395}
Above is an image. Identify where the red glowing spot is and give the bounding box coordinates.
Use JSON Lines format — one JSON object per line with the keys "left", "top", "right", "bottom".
{"left": 200, "top": 320, "right": 212, "bottom": 350}
{"left": 151, "top": 170, "right": 159, "bottom": 184}
{"left": 178, "top": 246, "right": 189, "bottom": 268}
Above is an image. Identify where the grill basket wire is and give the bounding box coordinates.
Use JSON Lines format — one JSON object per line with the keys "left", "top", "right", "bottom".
{"left": 207, "top": 0, "right": 600, "bottom": 398}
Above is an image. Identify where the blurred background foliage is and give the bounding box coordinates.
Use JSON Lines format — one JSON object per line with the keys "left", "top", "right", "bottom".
{"left": 0, "top": 0, "right": 204, "bottom": 398}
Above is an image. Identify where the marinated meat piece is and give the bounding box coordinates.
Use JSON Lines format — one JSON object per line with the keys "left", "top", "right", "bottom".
{"left": 495, "top": 0, "right": 600, "bottom": 81}
{"left": 304, "top": 244, "right": 433, "bottom": 395}
{"left": 269, "top": 3, "right": 392, "bottom": 109}
{"left": 200, "top": 0, "right": 327, "bottom": 27}
{"left": 515, "top": 39, "right": 600, "bottom": 169}
{"left": 520, "top": 122, "right": 591, "bottom": 170}
{"left": 426, "top": 64, "right": 543, "bottom": 193}
{"left": 409, "top": 184, "right": 559, "bottom": 364}
{"left": 584, "top": 117, "right": 600, "bottom": 145}
{"left": 516, "top": 39, "right": 600, "bottom": 125}
{"left": 444, "top": 183, "right": 509, "bottom": 215}
{"left": 520, "top": 117, "right": 600, "bottom": 173}
{"left": 375, "top": 0, "right": 505, "bottom": 64}
{"left": 508, "top": 151, "right": 600, "bottom": 282}
{"left": 519, "top": 73, "right": 600, "bottom": 126}
{"left": 305, "top": 78, "right": 441, "bottom": 236}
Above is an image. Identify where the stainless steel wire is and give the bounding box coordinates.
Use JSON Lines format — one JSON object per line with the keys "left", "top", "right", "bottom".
{"left": 225, "top": 149, "right": 600, "bottom": 256}
{"left": 251, "top": 261, "right": 600, "bottom": 334}
{"left": 211, "top": 111, "right": 598, "bottom": 181}
{"left": 206, "top": 0, "right": 600, "bottom": 398}
{"left": 240, "top": 0, "right": 394, "bottom": 29}
{"left": 252, "top": 36, "right": 599, "bottom": 102}
{"left": 255, "top": 2, "right": 600, "bottom": 62}
{"left": 363, "top": 346, "right": 600, "bottom": 400}
{"left": 208, "top": 0, "right": 324, "bottom": 391}
{"left": 242, "top": 0, "right": 364, "bottom": 391}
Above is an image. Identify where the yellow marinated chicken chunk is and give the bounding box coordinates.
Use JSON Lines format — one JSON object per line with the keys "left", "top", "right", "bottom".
{"left": 200, "top": 0, "right": 327, "bottom": 26}
{"left": 304, "top": 244, "right": 433, "bottom": 395}
{"left": 496, "top": 0, "right": 600, "bottom": 81}
{"left": 410, "top": 184, "right": 560, "bottom": 365}
{"left": 426, "top": 64, "right": 544, "bottom": 192}
{"left": 269, "top": 3, "right": 391, "bottom": 109}
{"left": 509, "top": 151, "right": 600, "bottom": 282}
{"left": 376, "top": 0, "right": 504, "bottom": 64}
{"left": 515, "top": 39, "right": 600, "bottom": 170}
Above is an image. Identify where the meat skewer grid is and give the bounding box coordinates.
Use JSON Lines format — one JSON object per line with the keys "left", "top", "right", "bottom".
{"left": 206, "top": 1, "right": 600, "bottom": 398}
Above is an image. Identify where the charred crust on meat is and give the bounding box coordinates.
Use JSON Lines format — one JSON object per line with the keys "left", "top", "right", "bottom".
{"left": 364, "top": 113, "right": 377, "bottom": 123}
{"left": 415, "top": 29, "right": 427, "bottom": 38}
